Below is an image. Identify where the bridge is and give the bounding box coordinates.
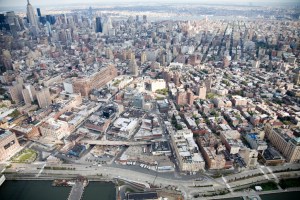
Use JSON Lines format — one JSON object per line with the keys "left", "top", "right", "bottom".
{"left": 80, "top": 139, "right": 151, "bottom": 146}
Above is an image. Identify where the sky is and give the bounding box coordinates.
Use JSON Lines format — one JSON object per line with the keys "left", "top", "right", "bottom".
{"left": 0, "top": 0, "right": 298, "bottom": 8}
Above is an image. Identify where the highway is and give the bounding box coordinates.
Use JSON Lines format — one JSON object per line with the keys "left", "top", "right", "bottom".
{"left": 2, "top": 162, "right": 300, "bottom": 199}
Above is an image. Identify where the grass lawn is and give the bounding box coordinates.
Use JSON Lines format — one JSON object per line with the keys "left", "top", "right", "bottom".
{"left": 250, "top": 181, "right": 278, "bottom": 191}
{"left": 11, "top": 149, "right": 37, "bottom": 163}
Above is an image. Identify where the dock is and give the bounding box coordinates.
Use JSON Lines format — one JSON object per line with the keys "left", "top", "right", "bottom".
{"left": 52, "top": 176, "right": 88, "bottom": 200}
{"left": 242, "top": 194, "right": 262, "bottom": 200}
{"left": 0, "top": 175, "right": 5, "bottom": 187}
{"left": 68, "top": 181, "right": 85, "bottom": 200}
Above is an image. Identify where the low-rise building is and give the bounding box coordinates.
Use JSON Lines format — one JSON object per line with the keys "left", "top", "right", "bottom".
{"left": 170, "top": 128, "right": 205, "bottom": 172}
{"left": 0, "top": 129, "right": 20, "bottom": 161}
{"left": 265, "top": 124, "right": 300, "bottom": 163}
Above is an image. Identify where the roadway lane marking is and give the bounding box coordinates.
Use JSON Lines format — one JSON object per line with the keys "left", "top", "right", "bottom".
{"left": 36, "top": 163, "right": 46, "bottom": 177}
{"left": 221, "top": 176, "right": 233, "bottom": 193}
{"left": 266, "top": 167, "right": 278, "bottom": 182}
{"left": 259, "top": 167, "right": 270, "bottom": 180}
{"left": 1, "top": 168, "right": 5, "bottom": 173}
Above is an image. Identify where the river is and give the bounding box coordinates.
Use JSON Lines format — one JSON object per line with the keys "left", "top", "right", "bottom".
{"left": 1, "top": 180, "right": 299, "bottom": 200}
{"left": 218, "top": 191, "right": 300, "bottom": 200}
{"left": 0, "top": 180, "right": 116, "bottom": 200}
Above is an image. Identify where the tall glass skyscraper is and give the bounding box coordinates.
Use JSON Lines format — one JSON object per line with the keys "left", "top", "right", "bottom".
{"left": 96, "top": 17, "right": 102, "bottom": 33}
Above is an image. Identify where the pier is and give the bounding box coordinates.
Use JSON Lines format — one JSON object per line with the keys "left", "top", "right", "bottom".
{"left": 52, "top": 176, "right": 88, "bottom": 200}
{"left": 0, "top": 175, "right": 6, "bottom": 186}
{"left": 68, "top": 181, "right": 85, "bottom": 200}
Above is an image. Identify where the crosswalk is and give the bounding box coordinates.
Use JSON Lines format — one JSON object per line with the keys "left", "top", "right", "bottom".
{"left": 221, "top": 175, "right": 233, "bottom": 193}
{"left": 259, "top": 167, "right": 270, "bottom": 180}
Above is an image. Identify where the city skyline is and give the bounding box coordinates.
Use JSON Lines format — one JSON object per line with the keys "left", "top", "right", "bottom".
{"left": 0, "top": 0, "right": 299, "bottom": 200}
{"left": 0, "top": 0, "right": 300, "bottom": 8}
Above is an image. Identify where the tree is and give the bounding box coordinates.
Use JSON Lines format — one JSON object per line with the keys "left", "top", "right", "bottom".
{"left": 8, "top": 109, "right": 21, "bottom": 118}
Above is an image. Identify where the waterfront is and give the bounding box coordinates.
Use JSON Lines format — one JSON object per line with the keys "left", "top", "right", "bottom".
{"left": 0, "top": 180, "right": 116, "bottom": 200}
{"left": 219, "top": 191, "right": 300, "bottom": 200}
{"left": 260, "top": 191, "right": 300, "bottom": 200}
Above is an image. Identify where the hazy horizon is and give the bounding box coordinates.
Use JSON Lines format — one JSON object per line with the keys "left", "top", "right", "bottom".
{"left": 0, "top": 0, "right": 299, "bottom": 8}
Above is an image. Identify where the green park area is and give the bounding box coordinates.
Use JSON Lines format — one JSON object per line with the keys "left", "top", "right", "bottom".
{"left": 11, "top": 148, "right": 37, "bottom": 163}
{"left": 207, "top": 93, "right": 217, "bottom": 99}
{"left": 155, "top": 88, "right": 168, "bottom": 95}
{"left": 250, "top": 181, "right": 278, "bottom": 191}
{"left": 113, "top": 79, "right": 121, "bottom": 86}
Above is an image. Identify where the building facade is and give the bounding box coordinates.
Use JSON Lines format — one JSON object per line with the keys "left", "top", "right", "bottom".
{"left": 73, "top": 65, "right": 118, "bottom": 96}
{"left": 0, "top": 129, "right": 20, "bottom": 161}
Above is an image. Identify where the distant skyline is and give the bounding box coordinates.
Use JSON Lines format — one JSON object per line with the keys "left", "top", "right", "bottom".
{"left": 0, "top": 0, "right": 299, "bottom": 8}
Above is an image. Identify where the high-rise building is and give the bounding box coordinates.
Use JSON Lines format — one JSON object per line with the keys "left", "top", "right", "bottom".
{"left": 22, "top": 89, "right": 31, "bottom": 105}
{"left": 176, "top": 90, "right": 194, "bottom": 106}
{"left": 36, "top": 88, "right": 51, "bottom": 108}
{"left": 205, "top": 77, "right": 212, "bottom": 92}
{"left": 102, "top": 16, "right": 112, "bottom": 35}
{"left": 141, "top": 51, "right": 147, "bottom": 64}
{"left": 162, "top": 71, "right": 171, "bottom": 83}
{"left": 293, "top": 69, "right": 300, "bottom": 85}
{"left": 95, "top": 17, "right": 102, "bottom": 33}
{"left": 173, "top": 72, "right": 180, "bottom": 86}
{"left": 88, "top": 6, "right": 93, "bottom": 19}
{"left": 26, "top": 0, "right": 39, "bottom": 34}
{"left": 143, "top": 15, "right": 147, "bottom": 23}
{"left": 46, "top": 15, "right": 55, "bottom": 25}
{"left": 187, "top": 90, "right": 194, "bottom": 106}
{"left": 24, "top": 85, "right": 36, "bottom": 101}
{"left": 46, "top": 21, "right": 52, "bottom": 35}
{"left": 8, "top": 83, "right": 23, "bottom": 104}
{"left": 36, "top": 8, "right": 41, "bottom": 17}
{"left": 0, "top": 14, "right": 5, "bottom": 24}
{"left": 129, "top": 55, "right": 138, "bottom": 77}
{"left": 2, "top": 50, "right": 13, "bottom": 70}
{"left": 6, "top": 11, "right": 17, "bottom": 25}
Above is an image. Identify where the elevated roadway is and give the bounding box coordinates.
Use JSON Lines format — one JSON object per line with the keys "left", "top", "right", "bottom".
{"left": 80, "top": 139, "right": 151, "bottom": 146}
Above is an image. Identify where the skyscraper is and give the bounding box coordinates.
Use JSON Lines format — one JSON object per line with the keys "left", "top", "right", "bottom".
{"left": 130, "top": 55, "right": 139, "bottom": 77}
{"left": 26, "top": 0, "right": 39, "bottom": 34}
{"left": 37, "top": 8, "right": 41, "bottom": 17}
{"left": 88, "top": 6, "right": 93, "bottom": 19}
{"left": 36, "top": 88, "right": 51, "bottom": 108}
{"left": 143, "top": 15, "right": 147, "bottom": 23}
{"left": 46, "top": 15, "right": 56, "bottom": 25}
{"left": 102, "top": 16, "right": 112, "bottom": 35}
{"left": 95, "top": 17, "right": 102, "bottom": 33}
